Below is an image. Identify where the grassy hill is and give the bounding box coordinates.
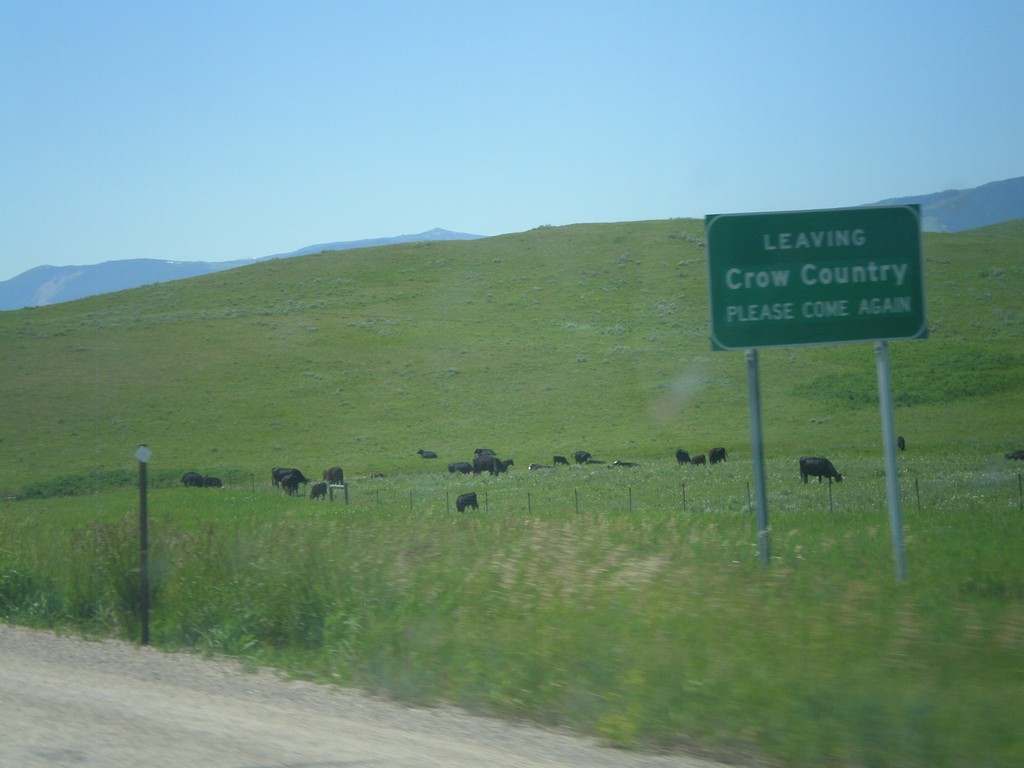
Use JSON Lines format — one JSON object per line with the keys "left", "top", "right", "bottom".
{"left": 1, "top": 218, "right": 1021, "bottom": 494}
{"left": 3, "top": 218, "right": 1024, "bottom": 766}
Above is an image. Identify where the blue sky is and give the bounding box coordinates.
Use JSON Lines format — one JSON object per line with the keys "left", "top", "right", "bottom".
{"left": 2, "top": 0, "right": 1021, "bottom": 282}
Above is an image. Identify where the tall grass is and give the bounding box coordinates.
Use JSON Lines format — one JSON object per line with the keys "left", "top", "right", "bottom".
{"left": 3, "top": 455, "right": 1022, "bottom": 766}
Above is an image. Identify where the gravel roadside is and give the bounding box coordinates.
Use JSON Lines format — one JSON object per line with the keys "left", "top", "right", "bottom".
{"left": 0, "top": 624, "right": 740, "bottom": 768}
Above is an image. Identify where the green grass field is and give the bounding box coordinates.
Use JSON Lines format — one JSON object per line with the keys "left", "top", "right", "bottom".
{"left": 2, "top": 218, "right": 1023, "bottom": 766}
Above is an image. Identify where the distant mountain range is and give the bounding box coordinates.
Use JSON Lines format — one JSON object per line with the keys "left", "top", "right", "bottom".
{"left": 3, "top": 176, "right": 1023, "bottom": 311}
{"left": 0, "top": 228, "right": 484, "bottom": 311}
{"left": 871, "top": 175, "right": 1024, "bottom": 234}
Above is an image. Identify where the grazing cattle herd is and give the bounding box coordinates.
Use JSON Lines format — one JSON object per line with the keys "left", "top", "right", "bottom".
{"left": 256, "top": 444, "right": 744, "bottom": 503}
{"left": 176, "top": 436, "right": 1024, "bottom": 508}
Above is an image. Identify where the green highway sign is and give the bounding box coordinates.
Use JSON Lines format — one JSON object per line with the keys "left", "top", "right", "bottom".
{"left": 705, "top": 205, "right": 927, "bottom": 350}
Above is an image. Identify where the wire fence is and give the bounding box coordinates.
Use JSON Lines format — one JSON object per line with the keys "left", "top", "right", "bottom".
{"left": 306, "top": 470, "right": 1024, "bottom": 517}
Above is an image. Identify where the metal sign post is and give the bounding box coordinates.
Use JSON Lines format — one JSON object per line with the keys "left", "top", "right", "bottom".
{"left": 135, "top": 444, "right": 152, "bottom": 645}
{"left": 746, "top": 349, "right": 770, "bottom": 565}
{"left": 875, "top": 342, "right": 907, "bottom": 581}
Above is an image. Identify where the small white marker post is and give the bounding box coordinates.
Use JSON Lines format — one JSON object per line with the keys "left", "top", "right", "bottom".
{"left": 135, "top": 445, "right": 152, "bottom": 644}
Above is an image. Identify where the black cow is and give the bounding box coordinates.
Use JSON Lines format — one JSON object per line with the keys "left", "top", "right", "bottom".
{"left": 709, "top": 447, "right": 728, "bottom": 464}
{"left": 472, "top": 453, "right": 493, "bottom": 474}
{"left": 611, "top": 460, "right": 639, "bottom": 468}
{"left": 417, "top": 449, "right": 438, "bottom": 458}
{"left": 279, "top": 469, "right": 309, "bottom": 495}
{"left": 1006, "top": 450, "right": 1024, "bottom": 460}
{"left": 202, "top": 476, "right": 223, "bottom": 488}
{"left": 897, "top": 435, "right": 906, "bottom": 452}
{"left": 553, "top": 455, "right": 570, "bottom": 466}
{"left": 529, "top": 463, "right": 554, "bottom": 471}
{"left": 474, "top": 448, "right": 495, "bottom": 456}
{"left": 456, "top": 492, "right": 479, "bottom": 512}
{"left": 493, "top": 458, "right": 514, "bottom": 475}
{"left": 690, "top": 454, "right": 706, "bottom": 466}
{"left": 272, "top": 467, "right": 303, "bottom": 486}
{"left": 449, "top": 461, "right": 473, "bottom": 474}
{"left": 574, "top": 450, "right": 592, "bottom": 464}
{"left": 800, "top": 456, "right": 843, "bottom": 484}
{"left": 310, "top": 481, "right": 327, "bottom": 500}
{"left": 474, "top": 454, "right": 513, "bottom": 475}
{"left": 181, "top": 471, "right": 204, "bottom": 488}
{"left": 323, "top": 466, "right": 344, "bottom": 484}
{"left": 675, "top": 449, "right": 691, "bottom": 464}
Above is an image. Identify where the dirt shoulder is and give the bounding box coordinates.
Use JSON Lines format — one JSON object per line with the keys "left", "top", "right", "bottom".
{"left": 1, "top": 624, "right": 738, "bottom": 768}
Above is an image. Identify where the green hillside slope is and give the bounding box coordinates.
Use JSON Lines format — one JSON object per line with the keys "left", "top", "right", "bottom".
{"left": 1, "top": 218, "right": 1022, "bottom": 495}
